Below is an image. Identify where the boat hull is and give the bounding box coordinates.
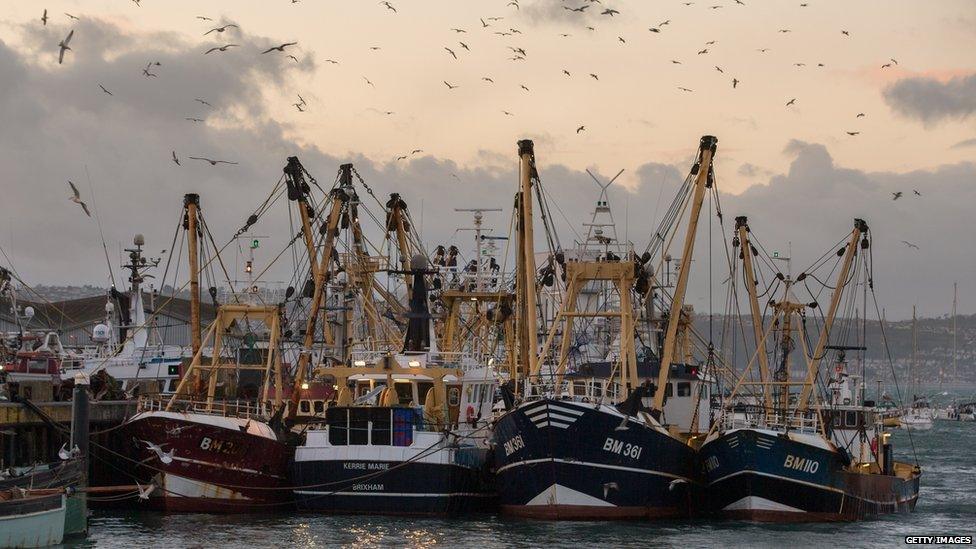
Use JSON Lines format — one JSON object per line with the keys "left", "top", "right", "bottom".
{"left": 702, "top": 429, "right": 920, "bottom": 522}
{"left": 492, "top": 398, "right": 700, "bottom": 520}
{"left": 294, "top": 450, "right": 495, "bottom": 516}
{"left": 121, "top": 412, "right": 291, "bottom": 513}
{"left": 0, "top": 493, "right": 66, "bottom": 548}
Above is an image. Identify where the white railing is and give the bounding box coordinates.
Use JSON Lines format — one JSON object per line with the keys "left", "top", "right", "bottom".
{"left": 719, "top": 407, "right": 820, "bottom": 434}
{"left": 137, "top": 395, "right": 269, "bottom": 420}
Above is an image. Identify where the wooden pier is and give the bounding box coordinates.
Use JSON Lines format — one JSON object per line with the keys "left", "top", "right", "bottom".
{"left": 0, "top": 400, "right": 136, "bottom": 467}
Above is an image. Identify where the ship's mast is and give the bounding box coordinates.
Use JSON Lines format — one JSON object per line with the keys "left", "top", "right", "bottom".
{"left": 652, "top": 135, "right": 717, "bottom": 413}
{"left": 952, "top": 282, "right": 957, "bottom": 383}
{"left": 518, "top": 140, "right": 540, "bottom": 380}
{"left": 184, "top": 194, "right": 202, "bottom": 361}
{"left": 735, "top": 216, "right": 773, "bottom": 416}
{"left": 798, "top": 218, "right": 867, "bottom": 411}
{"left": 287, "top": 167, "right": 349, "bottom": 421}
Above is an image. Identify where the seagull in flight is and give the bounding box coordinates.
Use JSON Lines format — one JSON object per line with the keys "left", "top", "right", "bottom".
{"left": 140, "top": 440, "right": 175, "bottom": 464}
{"left": 856, "top": 112, "right": 865, "bottom": 118}
{"left": 195, "top": 98, "right": 213, "bottom": 107}
{"left": 698, "top": 48, "right": 709, "bottom": 55}
{"left": 41, "top": 9, "right": 48, "bottom": 25}
{"left": 502, "top": 110, "right": 514, "bottom": 116}
{"left": 732, "top": 78, "right": 739, "bottom": 88}
{"left": 678, "top": 86, "right": 694, "bottom": 92}
{"left": 445, "top": 47, "right": 457, "bottom": 59}
{"left": 99, "top": 84, "right": 113, "bottom": 96}
{"left": 444, "top": 81, "right": 458, "bottom": 89}
{"left": 204, "top": 24, "right": 238, "bottom": 35}
{"left": 189, "top": 156, "right": 238, "bottom": 166}
{"left": 564, "top": 5, "right": 590, "bottom": 12}
{"left": 520, "top": 84, "right": 530, "bottom": 91}
{"left": 205, "top": 44, "right": 238, "bottom": 54}
{"left": 602, "top": 8, "right": 620, "bottom": 16}
{"left": 261, "top": 42, "right": 298, "bottom": 54}
{"left": 196, "top": 16, "right": 213, "bottom": 21}
{"left": 715, "top": 66, "right": 724, "bottom": 73}
{"left": 846, "top": 131, "right": 860, "bottom": 136}
{"left": 649, "top": 27, "right": 661, "bottom": 33}
{"left": 459, "top": 42, "right": 470, "bottom": 51}
{"left": 58, "top": 30, "right": 74, "bottom": 64}
{"left": 68, "top": 181, "right": 91, "bottom": 217}
{"left": 324, "top": 59, "right": 339, "bottom": 64}
{"left": 841, "top": 30, "right": 850, "bottom": 36}
{"left": 576, "top": 125, "right": 585, "bottom": 133}
{"left": 185, "top": 117, "right": 204, "bottom": 122}
{"left": 482, "top": 77, "right": 495, "bottom": 83}
{"left": 142, "top": 63, "right": 158, "bottom": 77}
{"left": 892, "top": 191, "right": 903, "bottom": 200}
{"left": 172, "top": 151, "right": 181, "bottom": 165}
{"left": 901, "top": 240, "right": 919, "bottom": 250}
{"left": 589, "top": 73, "right": 599, "bottom": 80}
{"left": 786, "top": 98, "right": 797, "bottom": 106}
{"left": 363, "top": 76, "right": 375, "bottom": 87}
{"left": 451, "top": 28, "right": 466, "bottom": 33}
{"left": 380, "top": 1, "right": 396, "bottom": 12}
{"left": 64, "top": 13, "right": 79, "bottom": 20}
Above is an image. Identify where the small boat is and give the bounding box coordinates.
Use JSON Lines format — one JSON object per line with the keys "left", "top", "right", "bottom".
{"left": 0, "top": 490, "right": 66, "bottom": 548}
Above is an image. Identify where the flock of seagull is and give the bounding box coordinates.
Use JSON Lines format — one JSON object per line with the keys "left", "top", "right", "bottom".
{"left": 41, "top": 1, "right": 918, "bottom": 240}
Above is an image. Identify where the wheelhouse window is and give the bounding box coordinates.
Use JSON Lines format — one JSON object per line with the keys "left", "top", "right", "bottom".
{"left": 327, "top": 408, "right": 348, "bottom": 445}
{"left": 394, "top": 382, "right": 414, "bottom": 405}
{"left": 416, "top": 382, "right": 433, "bottom": 405}
{"left": 349, "top": 408, "right": 370, "bottom": 445}
{"left": 845, "top": 411, "right": 858, "bottom": 428}
{"left": 677, "top": 382, "right": 692, "bottom": 397}
{"left": 313, "top": 400, "right": 325, "bottom": 414}
{"left": 371, "top": 408, "right": 391, "bottom": 445}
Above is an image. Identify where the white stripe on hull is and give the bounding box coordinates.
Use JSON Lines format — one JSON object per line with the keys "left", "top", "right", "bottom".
{"left": 723, "top": 496, "right": 803, "bottom": 513}
{"left": 162, "top": 473, "right": 252, "bottom": 501}
{"left": 497, "top": 457, "right": 694, "bottom": 483}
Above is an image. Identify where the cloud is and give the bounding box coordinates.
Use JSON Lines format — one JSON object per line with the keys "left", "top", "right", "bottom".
{"left": 0, "top": 17, "right": 973, "bottom": 320}
{"left": 520, "top": 0, "right": 606, "bottom": 25}
{"left": 882, "top": 73, "right": 976, "bottom": 125}
{"left": 951, "top": 138, "right": 976, "bottom": 149}
{"left": 737, "top": 163, "right": 772, "bottom": 178}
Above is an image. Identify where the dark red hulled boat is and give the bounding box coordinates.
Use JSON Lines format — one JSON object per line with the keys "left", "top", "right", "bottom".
{"left": 121, "top": 401, "right": 292, "bottom": 512}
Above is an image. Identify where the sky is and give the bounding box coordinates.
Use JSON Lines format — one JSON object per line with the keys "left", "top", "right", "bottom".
{"left": 0, "top": 0, "right": 973, "bottom": 320}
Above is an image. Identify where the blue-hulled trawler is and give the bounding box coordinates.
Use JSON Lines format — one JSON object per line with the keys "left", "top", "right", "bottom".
{"left": 700, "top": 218, "right": 921, "bottom": 521}
{"left": 491, "top": 137, "right": 719, "bottom": 519}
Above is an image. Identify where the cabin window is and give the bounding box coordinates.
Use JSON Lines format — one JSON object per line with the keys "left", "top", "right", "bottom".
{"left": 394, "top": 382, "right": 414, "bottom": 405}
{"left": 349, "top": 408, "right": 370, "bottom": 445}
{"left": 327, "top": 408, "right": 348, "bottom": 445}
{"left": 573, "top": 381, "right": 587, "bottom": 396}
{"left": 677, "top": 382, "right": 692, "bottom": 397}
{"left": 592, "top": 382, "right": 604, "bottom": 398}
{"left": 371, "top": 408, "right": 392, "bottom": 445}
{"left": 832, "top": 413, "right": 841, "bottom": 427}
{"left": 845, "top": 411, "right": 858, "bottom": 427}
{"left": 417, "top": 382, "right": 433, "bottom": 405}
{"left": 299, "top": 401, "right": 311, "bottom": 414}
{"left": 313, "top": 401, "right": 325, "bottom": 414}
{"left": 665, "top": 383, "right": 673, "bottom": 398}
{"left": 167, "top": 379, "right": 179, "bottom": 392}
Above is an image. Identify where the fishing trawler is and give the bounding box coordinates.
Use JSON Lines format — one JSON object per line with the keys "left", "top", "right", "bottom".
{"left": 700, "top": 218, "right": 921, "bottom": 521}
{"left": 292, "top": 253, "right": 501, "bottom": 515}
{"left": 58, "top": 234, "right": 184, "bottom": 396}
{"left": 491, "top": 137, "right": 718, "bottom": 519}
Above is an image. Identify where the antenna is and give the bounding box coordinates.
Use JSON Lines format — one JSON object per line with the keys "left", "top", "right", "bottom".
{"left": 454, "top": 208, "right": 503, "bottom": 292}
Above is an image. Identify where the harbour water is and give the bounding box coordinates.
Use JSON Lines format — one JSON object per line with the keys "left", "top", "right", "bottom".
{"left": 62, "top": 400, "right": 975, "bottom": 549}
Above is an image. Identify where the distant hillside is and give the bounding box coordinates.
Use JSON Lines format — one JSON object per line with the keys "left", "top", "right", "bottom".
{"left": 693, "top": 313, "right": 975, "bottom": 385}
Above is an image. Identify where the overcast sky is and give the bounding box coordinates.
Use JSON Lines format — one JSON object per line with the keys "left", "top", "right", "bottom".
{"left": 0, "top": 0, "right": 973, "bottom": 320}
